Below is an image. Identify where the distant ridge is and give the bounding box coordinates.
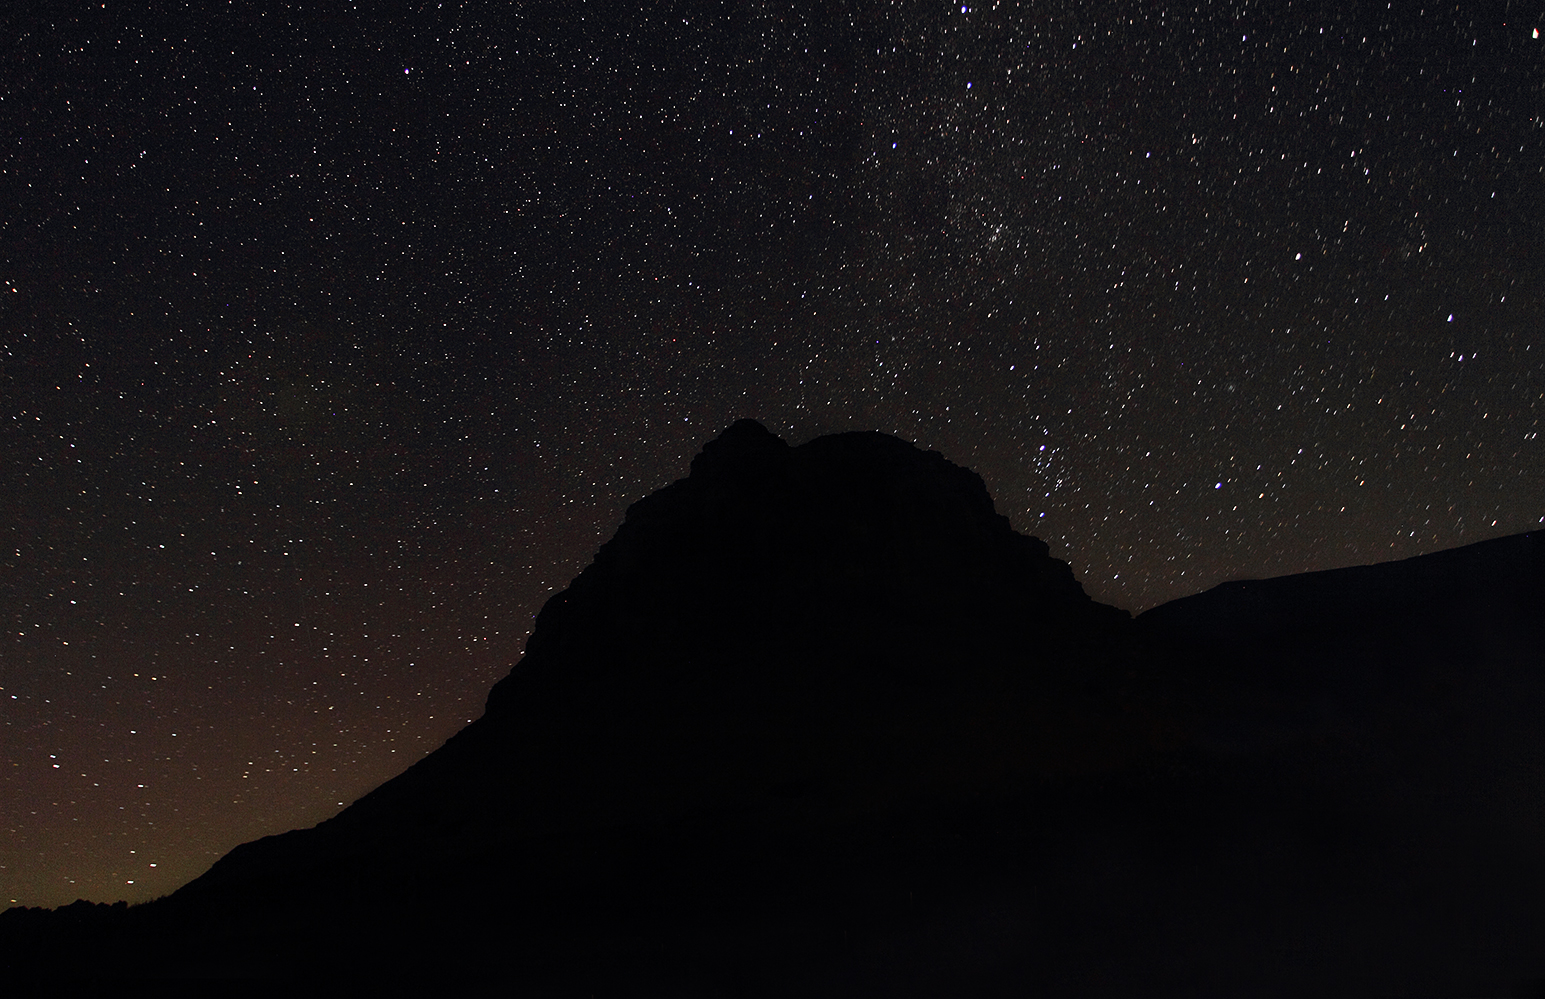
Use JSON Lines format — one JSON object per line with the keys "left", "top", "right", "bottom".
{"left": 1140, "top": 529, "right": 1545, "bottom": 644}
{"left": 1138, "top": 530, "right": 1545, "bottom": 755}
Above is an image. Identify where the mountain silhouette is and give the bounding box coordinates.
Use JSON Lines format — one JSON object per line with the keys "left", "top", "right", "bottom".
{"left": 4, "top": 421, "right": 1543, "bottom": 995}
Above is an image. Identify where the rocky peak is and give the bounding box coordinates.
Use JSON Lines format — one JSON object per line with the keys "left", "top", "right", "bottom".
{"left": 162, "top": 420, "right": 1163, "bottom": 946}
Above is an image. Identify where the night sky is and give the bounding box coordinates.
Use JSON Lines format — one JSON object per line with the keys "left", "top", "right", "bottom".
{"left": 4, "top": 0, "right": 1544, "bottom": 909}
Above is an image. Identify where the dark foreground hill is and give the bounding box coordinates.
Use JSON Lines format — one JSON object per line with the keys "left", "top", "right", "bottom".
{"left": 4, "top": 421, "right": 1543, "bottom": 995}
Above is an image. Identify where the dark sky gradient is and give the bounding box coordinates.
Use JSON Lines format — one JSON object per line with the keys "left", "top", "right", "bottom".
{"left": 4, "top": 0, "right": 1543, "bottom": 908}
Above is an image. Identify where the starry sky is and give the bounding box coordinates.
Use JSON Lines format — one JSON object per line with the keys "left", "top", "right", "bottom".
{"left": 4, "top": 0, "right": 1544, "bottom": 909}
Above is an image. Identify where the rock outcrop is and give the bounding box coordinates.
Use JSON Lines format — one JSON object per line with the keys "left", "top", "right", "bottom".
{"left": 175, "top": 420, "right": 1164, "bottom": 911}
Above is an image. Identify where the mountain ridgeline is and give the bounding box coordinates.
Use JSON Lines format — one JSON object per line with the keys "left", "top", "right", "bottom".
{"left": 4, "top": 421, "right": 1543, "bottom": 994}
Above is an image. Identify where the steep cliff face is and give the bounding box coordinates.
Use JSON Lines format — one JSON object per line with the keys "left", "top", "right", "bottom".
{"left": 466, "top": 419, "right": 1145, "bottom": 828}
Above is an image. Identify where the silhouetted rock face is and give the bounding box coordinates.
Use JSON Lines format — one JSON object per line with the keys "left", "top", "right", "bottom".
{"left": 471, "top": 420, "right": 1139, "bottom": 821}
{"left": 169, "top": 421, "right": 1159, "bottom": 917}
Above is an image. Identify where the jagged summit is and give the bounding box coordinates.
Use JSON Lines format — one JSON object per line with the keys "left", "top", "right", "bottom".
{"left": 489, "top": 419, "right": 1123, "bottom": 720}
{"left": 687, "top": 416, "right": 790, "bottom": 480}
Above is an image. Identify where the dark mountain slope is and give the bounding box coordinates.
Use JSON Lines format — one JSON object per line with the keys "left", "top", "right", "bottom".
{"left": 1138, "top": 531, "right": 1545, "bottom": 839}
{"left": 3, "top": 423, "right": 1542, "bottom": 995}
{"left": 1131, "top": 532, "right": 1545, "bottom": 996}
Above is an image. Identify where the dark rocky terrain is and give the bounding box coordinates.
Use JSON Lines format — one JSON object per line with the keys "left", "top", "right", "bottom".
{"left": 4, "top": 420, "right": 1543, "bottom": 995}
